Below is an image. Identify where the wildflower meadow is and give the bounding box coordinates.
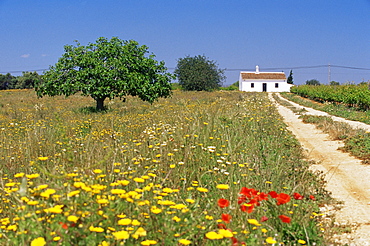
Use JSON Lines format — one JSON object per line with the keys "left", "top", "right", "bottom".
{"left": 0, "top": 90, "right": 334, "bottom": 245}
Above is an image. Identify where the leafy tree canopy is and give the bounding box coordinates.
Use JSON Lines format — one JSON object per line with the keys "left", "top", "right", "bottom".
{"left": 329, "top": 81, "right": 340, "bottom": 86}
{"left": 35, "top": 37, "right": 173, "bottom": 110}
{"left": 305, "top": 79, "right": 321, "bottom": 86}
{"left": 0, "top": 73, "right": 17, "bottom": 90}
{"left": 174, "top": 55, "right": 225, "bottom": 91}
{"left": 287, "top": 70, "right": 293, "bottom": 84}
{"left": 16, "top": 71, "right": 41, "bottom": 89}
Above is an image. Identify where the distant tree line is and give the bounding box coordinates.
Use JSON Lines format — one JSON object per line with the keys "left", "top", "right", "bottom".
{"left": 0, "top": 71, "right": 42, "bottom": 90}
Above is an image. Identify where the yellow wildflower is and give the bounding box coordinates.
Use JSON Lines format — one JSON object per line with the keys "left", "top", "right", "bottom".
{"left": 27, "top": 201, "right": 39, "bottom": 206}
{"left": 67, "top": 190, "right": 80, "bottom": 197}
{"left": 247, "top": 219, "right": 261, "bottom": 226}
{"left": 150, "top": 206, "right": 162, "bottom": 214}
{"left": 179, "top": 239, "right": 192, "bottom": 245}
{"left": 266, "top": 237, "right": 277, "bottom": 244}
{"left": 134, "top": 177, "right": 145, "bottom": 183}
{"left": 218, "top": 229, "right": 233, "bottom": 238}
{"left": 118, "top": 218, "right": 132, "bottom": 225}
{"left": 93, "top": 169, "right": 103, "bottom": 174}
{"left": 141, "top": 240, "right": 157, "bottom": 245}
{"left": 53, "top": 236, "right": 61, "bottom": 241}
{"left": 132, "top": 227, "right": 147, "bottom": 239}
{"left": 14, "top": 172, "right": 25, "bottom": 178}
{"left": 186, "top": 199, "right": 195, "bottom": 204}
{"left": 67, "top": 215, "right": 79, "bottom": 223}
{"left": 205, "top": 231, "right": 223, "bottom": 240}
{"left": 89, "top": 225, "right": 105, "bottom": 233}
{"left": 216, "top": 184, "right": 229, "bottom": 190}
{"left": 196, "top": 187, "right": 209, "bottom": 192}
{"left": 31, "top": 237, "right": 46, "bottom": 246}
{"left": 26, "top": 174, "right": 40, "bottom": 179}
{"left": 112, "top": 230, "right": 130, "bottom": 240}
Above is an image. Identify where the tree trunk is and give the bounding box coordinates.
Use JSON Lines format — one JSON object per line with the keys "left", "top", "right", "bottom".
{"left": 95, "top": 97, "right": 106, "bottom": 111}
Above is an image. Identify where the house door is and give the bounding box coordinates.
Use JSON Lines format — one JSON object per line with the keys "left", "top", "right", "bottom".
{"left": 262, "top": 83, "right": 267, "bottom": 92}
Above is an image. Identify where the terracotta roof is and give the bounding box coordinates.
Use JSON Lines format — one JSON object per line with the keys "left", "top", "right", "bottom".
{"left": 241, "top": 72, "right": 286, "bottom": 80}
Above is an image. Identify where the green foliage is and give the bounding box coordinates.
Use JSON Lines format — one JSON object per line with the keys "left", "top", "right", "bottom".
{"left": 222, "top": 81, "right": 239, "bottom": 91}
{"left": 305, "top": 79, "right": 320, "bottom": 86}
{"left": 222, "top": 85, "right": 238, "bottom": 91}
{"left": 35, "top": 37, "right": 174, "bottom": 110}
{"left": 0, "top": 73, "right": 17, "bottom": 90}
{"left": 329, "top": 81, "right": 340, "bottom": 86}
{"left": 291, "top": 84, "right": 370, "bottom": 110}
{"left": 174, "top": 55, "right": 225, "bottom": 91}
{"left": 170, "top": 82, "right": 182, "bottom": 90}
{"left": 287, "top": 70, "right": 293, "bottom": 84}
{"left": 16, "top": 71, "right": 42, "bottom": 89}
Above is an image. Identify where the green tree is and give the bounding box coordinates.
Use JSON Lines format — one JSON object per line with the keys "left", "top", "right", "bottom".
{"left": 305, "top": 79, "right": 321, "bottom": 86}
{"left": 287, "top": 70, "right": 293, "bottom": 84}
{"left": 0, "top": 73, "right": 17, "bottom": 90}
{"left": 329, "top": 81, "right": 340, "bottom": 86}
{"left": 35, "top": 37, "right": 173, "bottom": 111}
{"left": 174, "top": 55, "right": 225, "bottom": 91}
{"left": 16, "top": 71, "right": 41, "bottom": 89}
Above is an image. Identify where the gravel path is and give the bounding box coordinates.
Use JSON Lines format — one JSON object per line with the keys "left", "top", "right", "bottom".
{"left": 270, "top": 93, "right": 370, "bottom": 246}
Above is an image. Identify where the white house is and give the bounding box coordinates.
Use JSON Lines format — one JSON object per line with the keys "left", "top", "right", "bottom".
{"left": 239, "top": 66, "right": 293, "bottom": 92}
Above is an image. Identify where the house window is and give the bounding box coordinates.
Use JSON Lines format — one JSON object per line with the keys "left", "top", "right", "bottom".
{"left": 251, "top": 83, "right": 254, "bottom": 88}
{"left": 275, "top": 83, "right": 279, "bottom": 88}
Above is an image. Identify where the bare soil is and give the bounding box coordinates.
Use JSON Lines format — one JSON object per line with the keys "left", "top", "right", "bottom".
{"left": 270, "top": 93, "right": 370, "bottom": 246}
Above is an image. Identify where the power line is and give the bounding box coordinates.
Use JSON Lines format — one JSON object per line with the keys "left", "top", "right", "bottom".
{"left": 225, "top": 65, "right": 370, "bottom": 72}
{"left": 1, "top": 64, "right": 370, "bottom": 74}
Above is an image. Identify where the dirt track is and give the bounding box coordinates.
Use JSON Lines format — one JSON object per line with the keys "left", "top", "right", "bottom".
{"left": 270, "top": 93, "right": 370, "bottom": 246}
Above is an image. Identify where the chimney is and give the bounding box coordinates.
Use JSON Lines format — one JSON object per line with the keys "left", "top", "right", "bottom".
{"left": 256, "top": 65, "right": 260, "bottom": 74}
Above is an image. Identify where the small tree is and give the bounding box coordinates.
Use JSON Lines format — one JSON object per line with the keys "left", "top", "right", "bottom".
{"left": 174, "top": 55, "right": 225, "bottom": 91}
{"left": 35, "top": 37, "right": 173, "bottom": 111}
{"left": 305, "top": 79, "right": 321, "bottom": 86}
{"left": 0, "top": 73, "right": 17, "bottom": 90}
{"left": 329, "top": 81, "right": 340, "bottom": 86}
{"left": 287, "top": 70, "right": 293, "bottom": 84}
{"left": 16, "top": 71, "right": 41, "bottom": 89}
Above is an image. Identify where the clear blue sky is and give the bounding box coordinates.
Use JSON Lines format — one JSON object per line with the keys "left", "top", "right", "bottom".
{"left": 0, "top": 0, "right": 369, "bottom": 85}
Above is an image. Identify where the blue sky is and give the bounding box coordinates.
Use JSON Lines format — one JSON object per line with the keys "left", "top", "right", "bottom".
{"left": 0, "top": 0, "right": 369, "bottom": 85}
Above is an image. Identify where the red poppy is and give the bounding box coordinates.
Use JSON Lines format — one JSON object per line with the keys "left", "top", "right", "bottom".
{"left": 240, "top": 203, "right": 254, "bottom": 213}
{"left": 309, "top": 195, "right": 315, "bottom": 201}
{"left": 248, "top": 198, "right": 260, "bottom": 207}
{"left": 260, "top": 216, "right": 269, "bottom": 222}
{"left": 276, "top": 193, "right": 291, "bottom": 205}
{"left": 238, "top": 195, "right": 246, "bottom": 205}
{"left": 293, "top": 192, "right": 303, "bottom": 200}
{"left": 221, "top": 213, "right": 232, "bottom": 223}
{"left": 58, "top": 222, "right": 68, "bottom": 229}
{"left": 268, "top": 191, "right": 278, "bottom": 198}
{"left": 239, "top": 187, "right": 258, "bottom": 198}
{"left": 231, "top": 237, "right": 238, "bottom": 246}
{"left": 278, "top": 215, "right": 291, "bottom": 223}
{"left": 218, "top": 198, "right": 230, "bottom": 208}
{"left": 257, "top": 192, "right": 269, "bottom": 201}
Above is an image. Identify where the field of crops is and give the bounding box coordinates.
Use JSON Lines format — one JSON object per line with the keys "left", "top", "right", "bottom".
{"left": 0, "top": 90, "right": 332, "bottom": 245}
{"left": 291, "top": 84, "right": 370, "bottom": 110}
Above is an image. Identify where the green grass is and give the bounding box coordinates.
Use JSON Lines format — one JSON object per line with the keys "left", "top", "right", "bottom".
{"left": 0, "top": 89, "right": 337, "bottom": 245}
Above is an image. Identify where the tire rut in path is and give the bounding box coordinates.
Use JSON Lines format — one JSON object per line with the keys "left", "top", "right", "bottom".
{"left": 269, "top": 93, "right": 370, "bottom": 245}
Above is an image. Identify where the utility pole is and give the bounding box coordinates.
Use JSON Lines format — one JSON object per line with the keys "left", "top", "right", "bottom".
{"left": 328, "top": 63, "right": 331, "bottom": 84}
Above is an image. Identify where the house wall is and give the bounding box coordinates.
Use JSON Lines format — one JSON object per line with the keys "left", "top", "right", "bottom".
{"left": 239, "top": 80, "right": 293, "bottom": 92}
